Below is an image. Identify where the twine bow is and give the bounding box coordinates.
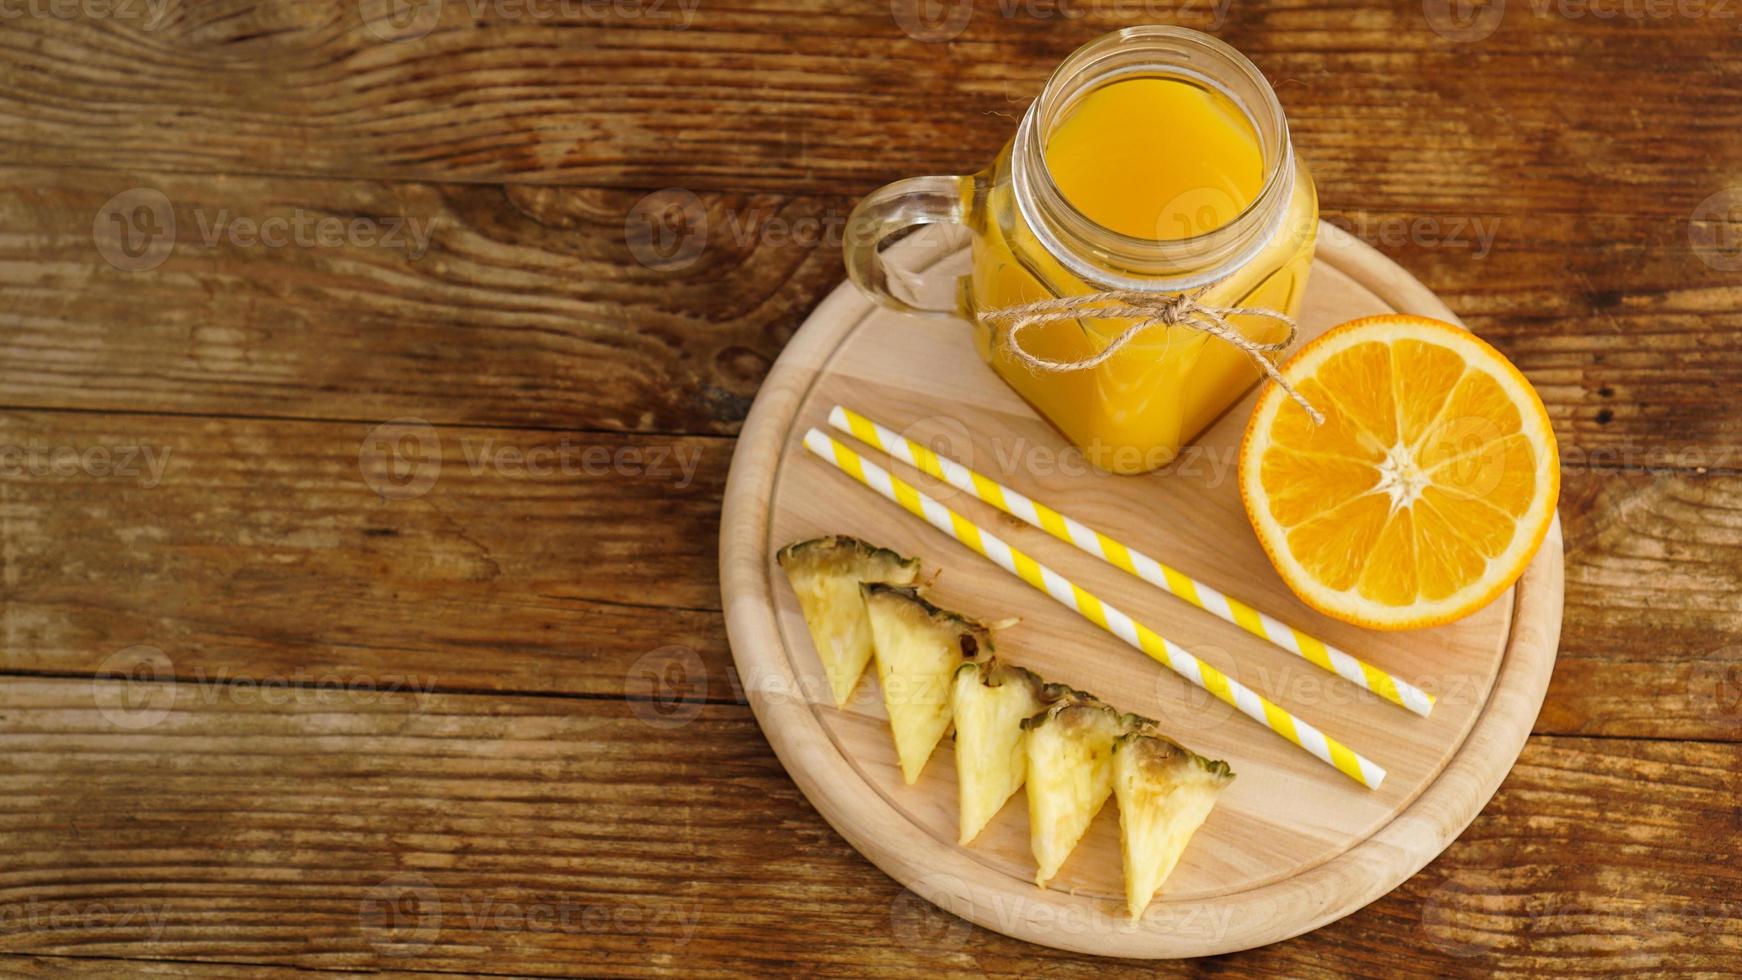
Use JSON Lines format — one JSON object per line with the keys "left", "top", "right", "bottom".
{"left": 979, "top": 286, "right": 1324, "bottom": 424}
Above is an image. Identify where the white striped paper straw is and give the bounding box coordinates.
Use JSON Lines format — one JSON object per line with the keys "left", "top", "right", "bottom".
{"left": 828, "top": 405, "right": 1435, "bottom": 717}
{"left": 803, "top": 427, "right": 1386, "bottom": 790}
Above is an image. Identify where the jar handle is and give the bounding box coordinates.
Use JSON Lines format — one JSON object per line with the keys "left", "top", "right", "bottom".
{"left": 844, "top": 175, "right": 972, "bottom": 318}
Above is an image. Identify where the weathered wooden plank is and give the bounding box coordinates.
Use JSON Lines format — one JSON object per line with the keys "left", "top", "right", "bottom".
{"left": 0, "top": 679, "right": 1735, "bottom": 976}
{"left": 0, "top": 955, "right": 439, "bottom": 979}
{"left": 0, "top": 1, "right": 1738, "bottom": 220}
{"left": 1548, "top": 468, "right": 1742, "bottom": 741}
{"left": 1, "top": 412, "right": 1737, "bottom": 739}
{"left": 0, "top": 410, "right": 731, "bottom": 698}
{"left": 3, "top": 168, "right": 1739, "bottom": 457}
{"left": 0, "top": 171, "right": 836, "bottom": 434}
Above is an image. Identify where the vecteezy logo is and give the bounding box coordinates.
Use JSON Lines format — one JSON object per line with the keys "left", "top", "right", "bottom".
{"left": 625, "top": 646, "right": 707, "bottom": 729}
{"left": 1689, "top": 654, "right": 1742, "bottom": 722}
{"left": 1158, "top": 185, "right": 1244, "bottom": 242}
{"left": 896, "top": 413, "right": 974, "bottom": 503}
{"left": 624, "top": 189, "right": 708, "bottom": 272}
{"left": 1163, "top": 643, "right": 1240, "bottom": 734}
{"left": 1689, "top": 187, "right": 1742, "bottom": 272}
{"left": 359, "top": 418, "right": 442, "bottom": 501}
{"left": 93, "top": 188, "right": 175, "bottom": 273}
{"left": 92, "top": 645, "right": 177, "bottom": 730}
{"left": 1422, "top": 0, "right": 1505, "bottom": 43}
{"left": 890, "top": 0, "right": 972, "bottom": 42}
{"left": 359, "top": 873, "right": 443, "bottom": 956}
{"left": 889, "top": 872, "right": 973, "bottom": 951}
{"left": 360, "top": 0, "right": 444, "bottom": 42}
{"left": 1418, "top": 874, "right": 1495, "bottom": 958}
{"left": 1418, "top": 415, "right": 1509, "bottom": 501}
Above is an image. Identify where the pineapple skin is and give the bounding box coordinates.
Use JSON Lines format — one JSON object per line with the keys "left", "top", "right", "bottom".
{"left": 951, "top": 660, "right": 1046, "bottom": 845}
{"left": 863, "top": 584, "right": 994, "bottom": 785}
{"left": 1114, "top": 722, "right": 1235, "bottom": 920}
{"left": 775, "top": 536, "right": 919, "bottom": 708}
{"left": 1022, "top": 693, "right": 1124, "bottom": 887}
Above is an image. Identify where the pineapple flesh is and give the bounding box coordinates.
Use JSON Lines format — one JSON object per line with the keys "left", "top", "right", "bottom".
{"left": 780, "top": 535, "right": 1235, "bottom": 909}
{"left": 862, "top": 584, "right": 992, "bottom": 785}
{"left": 951, "top": 660, "right": 1046, "bottom": 845}
{"left": 1114, "top": 721, "right": 1235, "bottom": 919}
{"left": 776, "top": 537, "right": 920, "bottom": 708}
{"left": 1022, "top": 690, "right": 1124, "bottom": 887}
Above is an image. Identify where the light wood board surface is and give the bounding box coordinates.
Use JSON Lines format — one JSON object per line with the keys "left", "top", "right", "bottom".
{"left": 721, "top": 225, "right": 1564, "bottom": 957}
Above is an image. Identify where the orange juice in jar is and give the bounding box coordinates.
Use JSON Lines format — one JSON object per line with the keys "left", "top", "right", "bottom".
{"left": 845, "top": 27, "right": 1318, "bottom": 474}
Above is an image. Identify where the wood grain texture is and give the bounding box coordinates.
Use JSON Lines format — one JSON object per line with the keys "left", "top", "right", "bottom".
{"left": 0, "top": 957, "right": 448, "bottom": 979}
{"left": 0, "top": 169, "right": 832, "bottom": 433}
{"left": 1549, "top": 468, "right": 1742, "bottom": 741}
{"left": 0, "top": 409, "right": 731, "bottom": 695}
{"left": 0, "top": 0, "right": 1736, "bottom": 973}
{"left": 0, "top": 678, "right": 1736, "bottom": 977}
{"left": 0, "top": 0, "right": 1739, "bottom": 217}
{"left": 2, "top": 167, "right": 1738, "bottom": 459}
{"left": 0, "top": 410, "right": 1735, "bottom": 744}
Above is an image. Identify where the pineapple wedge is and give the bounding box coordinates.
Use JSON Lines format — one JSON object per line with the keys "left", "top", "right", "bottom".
{"left": 1114, "top": 719, "right": 1235, "bottom": 919}
{"left": 776, "top": 537, "right": 920, "bottom": 708}
{"left": 951, "top": 660, "right": 1046, "bottom": 845}
{"left": 1022, "top": 689, "right": 1124, "bottom": 887}
{"left": 862, "top": 584, "right": 992, "bottom": 785}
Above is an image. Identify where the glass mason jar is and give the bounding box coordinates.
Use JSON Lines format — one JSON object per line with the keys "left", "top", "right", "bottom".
{"left": 844, "top": 26, "right": 1318, "bottom": 474}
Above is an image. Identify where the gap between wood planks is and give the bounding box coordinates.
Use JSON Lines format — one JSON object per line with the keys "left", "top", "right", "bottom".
{"left": 0, "top": 668, "right": 745, "bottom": 709}
{"left": 0, "top": 156, "right": 1710, "bottom": 224}
{"left": 0, "top": 402, "right": 734, "bottom": 446}
{"left": 10, "top": 670, "right": 1736, "bottom": 746}
{"left": 0, "top": 950, "right": 578, "bottom": 979}
{"left": 0, "top": 402, "right": 1727, "bottom": 478}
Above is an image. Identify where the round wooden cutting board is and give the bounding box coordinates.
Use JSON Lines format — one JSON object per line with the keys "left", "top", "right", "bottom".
{"left": 719, "top": 224, "right": 1563, "bottom": 958}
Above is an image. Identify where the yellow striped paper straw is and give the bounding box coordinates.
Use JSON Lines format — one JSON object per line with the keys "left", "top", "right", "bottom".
{"left": 829, "top": 405, "right": 1435, "bottom": 717}
{"left": 802, "top": 427, "right": 1386, "bottom": 790}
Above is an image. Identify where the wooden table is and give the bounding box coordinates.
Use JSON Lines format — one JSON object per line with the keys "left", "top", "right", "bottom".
{"left": 1, "top": 2, "right": 1737, "bottom": 976}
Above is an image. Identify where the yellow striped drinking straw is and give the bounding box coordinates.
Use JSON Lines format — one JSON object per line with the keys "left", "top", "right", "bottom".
{"left": 802, "top": 427, "right": 1386, "bottom": 790}
{"left": 829, "top": 405, "right": 1434, "bottom": 717}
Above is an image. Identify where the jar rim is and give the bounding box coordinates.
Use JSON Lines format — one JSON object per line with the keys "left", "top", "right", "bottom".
{"left": 1013, "top": 26, "right": 1296, "bottom": 291}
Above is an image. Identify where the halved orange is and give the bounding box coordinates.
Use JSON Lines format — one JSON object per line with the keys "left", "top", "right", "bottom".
{"left": 1239, "top": 315, "right": 1559, "bottom": 630}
